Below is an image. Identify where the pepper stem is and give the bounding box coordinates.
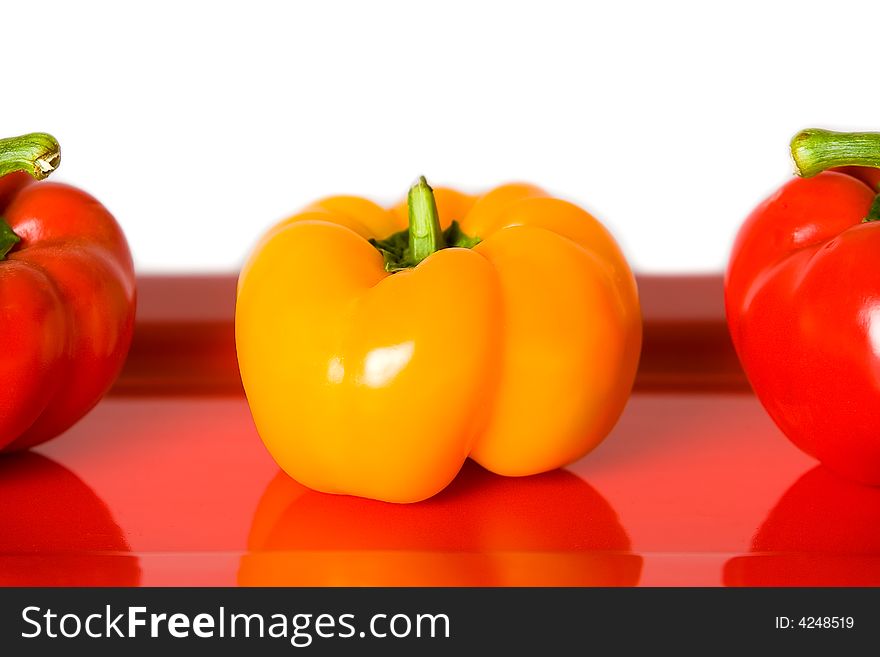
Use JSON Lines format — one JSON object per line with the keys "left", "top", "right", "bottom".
{"left": 863, "top": 195, "right": 880, "bottom": 223}
{"left": 791, "top": 129, "right": 880, "bottom": 178}
{"left": 408, "top": 176, "right": 445, "bottom": 264}
{"left": 0, "top": 221, "right": 20, "bottom": 259}
{"left": 0, "top": 133, "right": 60, "bottom": 181}
{"left": 0, "top": 133, "right": 61, "bottom": 259}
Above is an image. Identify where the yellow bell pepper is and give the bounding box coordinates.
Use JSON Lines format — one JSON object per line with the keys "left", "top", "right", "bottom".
{"left": 236, "top": 178, "right": 641, "bottom": 503}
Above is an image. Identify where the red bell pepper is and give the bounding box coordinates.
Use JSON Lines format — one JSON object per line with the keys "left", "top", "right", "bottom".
{"left": 726, "top": 129, "right": 880, "bottom": 484}
{"left": 0, "top": 133, "right": 135, "bottom": 451}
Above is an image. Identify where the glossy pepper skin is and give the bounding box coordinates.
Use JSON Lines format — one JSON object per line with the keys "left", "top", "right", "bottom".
{"left": 0, "top": 135, "right": 135, "bottom": 452}
{"left": 726, "top": 129, "right": 880, "bottom": 485}
{"left": 236, "top": 179, "right": 641, "bottom": 503}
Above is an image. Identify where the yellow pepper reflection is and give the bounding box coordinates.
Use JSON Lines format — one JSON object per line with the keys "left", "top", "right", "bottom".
{"left": 239, "top": 461, "right": 641, "bottom": 586}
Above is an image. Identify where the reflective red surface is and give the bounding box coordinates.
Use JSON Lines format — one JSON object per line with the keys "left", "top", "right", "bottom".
{"left": 241, "top": 461, "right": 641, "bottom": 586}
{"left": 0, "top": 276, "right": 877, "bottom": 586}
{"left": 724, "top": 466, "right": 880, "bottom": 586}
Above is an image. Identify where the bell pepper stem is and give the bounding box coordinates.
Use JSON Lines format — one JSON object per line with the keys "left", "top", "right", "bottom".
{"left": 863, "top": 195, "right": 880, "bottom": 224}
{"left": 0, "top": 221, "right": 20, "bottom": 259}
{"left": 408, "top": 176, "right": 445, "bottom": 264}
{"left": 0, "top": 133, "right": 60, "bottom": 181}
{"left": 791, "top": 129, "right": 880, "bottom": 178}
{"left": 0, "top": 132, "right": 61, "bottom": 259}
{"left": 370, "top": 177, "right": 480, "bottom": 272}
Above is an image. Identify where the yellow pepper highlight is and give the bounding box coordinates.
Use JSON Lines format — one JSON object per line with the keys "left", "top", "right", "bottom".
{"left": 236, "top": 179, "right": 641, "bottom": 503}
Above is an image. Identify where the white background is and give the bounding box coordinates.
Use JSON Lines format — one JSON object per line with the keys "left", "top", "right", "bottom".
{"left": 4, "top": 0, "right": 878, "bottom": 273}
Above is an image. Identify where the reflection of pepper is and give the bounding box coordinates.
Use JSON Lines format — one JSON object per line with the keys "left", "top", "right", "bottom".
{"left": 0, "top": 452, "right": 140, "bottom": 585}
{"left": 724, "top": 466, "right": 880, "bottom": 586}
{"left": 239, "top": 461, "right": 641, "bottom": 586}
{"left": 726, "top": 129, "right": 880, "bottom": 484}
{"left": 236, "top": 178, "right": 641, "bottom": 502}
{"left": 0, "top": 134, "right": 135, "bottom": 451}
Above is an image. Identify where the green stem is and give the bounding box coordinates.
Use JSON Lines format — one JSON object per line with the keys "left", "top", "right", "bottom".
{"left": 407, "top": 176, "right": 444, "bottom": 264}
{"left": 0, "top": 133, "right": 61, "bottom": 259}
{"left": 0, "top": 133, "right": 60, "bottom": 180}
{"left": 0, "top": 220, "right": 20, "bottom": 259}
{"left": 369, "top": 176, "right": 481, "bottom": 272}
{"left": 864, "top": 195, "right": 880, "bottom": 223}
{"left": 791, "top": 129, "right": 880, "bottom": 178}
{"left": 406, "top": 176, "right": 446, "bottom": 264}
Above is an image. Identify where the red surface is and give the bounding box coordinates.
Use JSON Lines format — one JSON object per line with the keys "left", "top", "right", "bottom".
{"left": 0, "top": 276, "right": 877, "bottom": 586}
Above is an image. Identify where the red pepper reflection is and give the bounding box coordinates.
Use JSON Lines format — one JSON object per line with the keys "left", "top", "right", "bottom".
{"left": 0, "top": 452, "right": 140, "bottom": 586}
{"left": 724, "top": 465, "right": 880, "bottom": 586}
{"left": 239, "top": 460, "right": 641, "bottom": 586}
